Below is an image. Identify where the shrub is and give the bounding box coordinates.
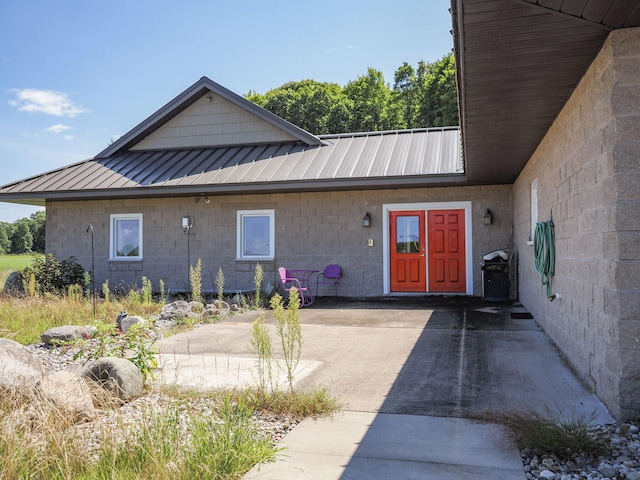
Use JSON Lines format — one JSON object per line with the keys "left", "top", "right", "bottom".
{"left": 19, "top": 254, "right": 84, "bottom": 296}
{"left": 502, "top": 412, "right": 611, "bottom": 460}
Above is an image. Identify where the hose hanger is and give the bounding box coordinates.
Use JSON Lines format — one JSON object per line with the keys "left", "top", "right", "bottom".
{"left": 534, "top": 209, "right": 555, "bottom": 299}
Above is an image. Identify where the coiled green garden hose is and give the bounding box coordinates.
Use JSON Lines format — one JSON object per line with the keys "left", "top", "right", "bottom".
{"left": 534, "top": 220, "right": 555, "bottom": 298}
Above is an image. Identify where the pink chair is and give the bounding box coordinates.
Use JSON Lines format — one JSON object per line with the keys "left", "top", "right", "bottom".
{"left": 278, "top": 267, "right": 313, "bottom": 306}
{"left": 316, "top": 264, "right": 341, "bottom": 297}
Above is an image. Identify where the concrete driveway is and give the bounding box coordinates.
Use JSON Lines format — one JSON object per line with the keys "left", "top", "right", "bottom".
{"left": 156, "top": 297, "right": 613, "bottom": 479}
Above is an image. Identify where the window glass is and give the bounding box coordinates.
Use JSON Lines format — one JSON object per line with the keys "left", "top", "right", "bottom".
{"left": 396, "top": 216, "right": 420, "bottom": 253}
{"left": 110, "top": 214, "right": 143, "bottom": 260}
{"left": 237, "top": 210, "right": 274, "bottom": 259}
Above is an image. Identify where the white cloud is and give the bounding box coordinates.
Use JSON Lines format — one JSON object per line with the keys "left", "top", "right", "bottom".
{"left": 45, "top": 123, "right": 72, "bottom": 134}
{"left": 63, "top": 135, "right": 75, "bottom": 141}
{"left": 346, "top": 45, "right": 359, "bottom": 50}
{"left": 8, "top": 88, "right": 89, "bottom": 117}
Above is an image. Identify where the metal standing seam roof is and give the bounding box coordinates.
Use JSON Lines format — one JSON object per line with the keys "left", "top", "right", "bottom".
{"left": 0, "top": 127, "right": 463, "bottom": 204}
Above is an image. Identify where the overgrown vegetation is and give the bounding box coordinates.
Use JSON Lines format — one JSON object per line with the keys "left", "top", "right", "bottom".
{"left": 189, "top": 259, "right": 202, "bottom": 304}
{"left": 19, "top": 254, "right": 85, "bottom": 296}
{"left": 0, "top": 259, "right": 340, "bottom": 479}
{"left": 501, "top": 412, "right": 612, "bottom": 461}
{"left": 0, "top": 390, "right": 281, "bottom": 480}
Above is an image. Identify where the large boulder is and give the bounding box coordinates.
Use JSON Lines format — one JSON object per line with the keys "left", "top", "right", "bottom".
{"left": 41, "top": 325, "right": 96, "bottom": 345}
{"left": 0, "top": 338, "right": 23, "bottom": 348}
{"left": 81, "top": 357, "right": 143, "bottom": 401}
{"left": 0, "top": 343, "right": 44, "bottom": 388}
{"left": 37, "top": 370, "right": 96, "bottom": 421}
{"left": 119, "top": 315, "right": 146, "bottom": 334}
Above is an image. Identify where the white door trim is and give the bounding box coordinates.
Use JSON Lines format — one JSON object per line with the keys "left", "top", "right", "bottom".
{"left": 383, "top": 201, "right": 473, "bottom": 295}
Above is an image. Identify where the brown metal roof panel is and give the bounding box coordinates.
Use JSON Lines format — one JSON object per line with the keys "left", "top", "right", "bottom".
{"left": 313, "top": 136, "right": 353, "bottom": 179}
{"left": 368, "top": 134, "right": 397, "bottom": 177}
{"left": 286, "top": 144, "right": 324, "bottom": 180}
{"left": 297, "top": 140, "right": 336, "bottom": 179}
{"left": 149, "top": 148, "right": 209, "bottom": 185}
{"left": 59, "top": 161, "right": 115, "bottom": 190}
{"left": 332, "top": 135, "right": 369, "bottom": 179}
{"left": 384, "top": 133, "right": 412, "bottom": 177}
{"left": 279, "top": 148, "right": 318, "bottom": 181}
{"left": 401, "top": 132, "right": 427, "bottom": 176}
{"left": 137, "top": 149, "right": 193, "bottom": 185}
{"left": 439, "top": 131, "right": 462, "bottom": 174}
{"left": 230, "top": 145, "right": 280, "bottom": 183}
{"left": 175, "top": 146, "right": 246, "bottom": 185}
{"left": 75, "top": 162, "right": 129, "bottom": 190}
{"left": 261, "top": 144, "right": 313, "bottom": 182}
{"left": 219, "top": 145, "right": 270, "bottom": 183}
{"left": 349, "top": 135, "right": 383, "bottom": 178}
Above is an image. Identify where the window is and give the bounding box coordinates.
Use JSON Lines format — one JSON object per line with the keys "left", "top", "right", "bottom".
{"left": 530, "top": 179, "right": 538, "bottom": 243}
{"left": 237, "top": 210, "right": 274, "bottom": 260}
{"left": 110, "top": 213, "right": 143, "bottom": 260}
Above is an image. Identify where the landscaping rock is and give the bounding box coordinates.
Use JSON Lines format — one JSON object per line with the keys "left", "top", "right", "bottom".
{"left": 119, "top": 315, "right": 145, "bottom": 334}
{"left": 41, "top": 325, "right": 96, "bottom": 345}
{"left": 37, "top": 370, "right": 95, "bottom": 421}
{"left": 0, "top": 338, "right": 23, "bottom": 348}
{"left": 81, "top": 357, "right": 143, "bottom": 402}
{"left": 160, "top": 301, "right": 200, "bottom": 321}
{"left": 0, "top": 343, "right": 44, "bottom": 388}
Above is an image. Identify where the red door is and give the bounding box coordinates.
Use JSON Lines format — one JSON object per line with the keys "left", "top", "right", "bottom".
{"left": 390, "top": 211, "right": 426, "bottom": 292}
{"left": 428, "top": 210, "right": 466, "bottom": 293}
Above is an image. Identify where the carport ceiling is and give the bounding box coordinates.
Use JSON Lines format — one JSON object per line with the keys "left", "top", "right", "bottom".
{"left": 451, "top": 0, "right": 640, "bottom": 184}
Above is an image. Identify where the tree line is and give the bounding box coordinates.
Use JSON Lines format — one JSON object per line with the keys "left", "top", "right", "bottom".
{"left": 0, "top": 211, "right": 45, "bottom": 254}
{"left": 245, "top": 53, "right": 458, "bottom": 135}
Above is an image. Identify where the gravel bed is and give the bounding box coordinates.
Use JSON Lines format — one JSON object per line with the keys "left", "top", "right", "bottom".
{"left": 24, "top": 329, "right": 640, "bottom": 478}
{"left": 23, "top": 327, "right": 299, "bottom": 449}
{"left": 521, "top": 423, "right": 640, "bottom": 480}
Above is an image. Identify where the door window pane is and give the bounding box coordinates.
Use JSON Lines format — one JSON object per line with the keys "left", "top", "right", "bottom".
{"left": 396, "top": 216, "right": 420, "bottom": 253}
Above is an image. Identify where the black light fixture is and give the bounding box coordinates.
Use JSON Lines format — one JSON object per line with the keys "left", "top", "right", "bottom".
{"left": 363, "top": 212, "right": 371, "bottom": 227}
{"left": 483, "top": 209, "right": 493, "bottom": 225}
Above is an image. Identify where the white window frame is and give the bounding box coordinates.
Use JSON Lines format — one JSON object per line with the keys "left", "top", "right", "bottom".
{"left": 110, "top": 213, "right": 143, "bottom": 261}
{"left": 236, "top": 209, "right": 275, "bottom": 260}
{"left": 529, "top": 179, "right": 538, "bottom": 245}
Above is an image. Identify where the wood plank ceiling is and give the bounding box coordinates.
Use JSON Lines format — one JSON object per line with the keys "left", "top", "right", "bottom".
{"left": 451, "top": 0, "right": 640, "bottom": 183}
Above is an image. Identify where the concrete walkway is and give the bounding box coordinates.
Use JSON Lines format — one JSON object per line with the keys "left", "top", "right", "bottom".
{"left": 156, "top": 297, "right": 613, "bottom": 480}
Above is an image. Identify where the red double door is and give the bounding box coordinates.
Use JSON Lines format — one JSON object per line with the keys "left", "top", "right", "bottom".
{"left": 389, "top": 210, "right": 466, "bottom": 293}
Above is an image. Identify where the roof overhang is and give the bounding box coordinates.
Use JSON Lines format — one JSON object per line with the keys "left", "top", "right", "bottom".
{"left": 0, "top": 173, "right": 468, "bottom": 206}
{"left": 451, "top": 0, "right": 640, "bottom": 184}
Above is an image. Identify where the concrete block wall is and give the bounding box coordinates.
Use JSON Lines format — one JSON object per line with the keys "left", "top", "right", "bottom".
{"left": 513, "top": 28, "right": 640, "bottom": 420}
{"left": 46, "top": 184, "right": 512, "bottom": 299}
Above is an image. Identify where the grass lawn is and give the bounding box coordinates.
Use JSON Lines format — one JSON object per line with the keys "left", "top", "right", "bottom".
{"left": 0, "top": 254, "right": 43, "bottom": 294}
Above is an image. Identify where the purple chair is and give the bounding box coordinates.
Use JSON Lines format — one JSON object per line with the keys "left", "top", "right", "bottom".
{"left": 278, "top": 267, "right": 313, "bottom": 306}
{"left": 316, "top": 264, "right": 341, "bottom": 297}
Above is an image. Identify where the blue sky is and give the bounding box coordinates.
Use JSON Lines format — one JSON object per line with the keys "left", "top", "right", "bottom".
{"left": 0, "top": 0, "right": 454, "bottom": 222}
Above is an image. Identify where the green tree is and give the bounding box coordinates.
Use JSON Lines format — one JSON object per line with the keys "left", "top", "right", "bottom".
{"left": 0, "top": 223, "right": 12, "bottom": 254}
{"left": 344, "top": 68, "right": 403, "bottom": 132}
{"left": 247, "top": 80, "right": 352, "bottom": 135}
{"left": 393, "top": 62, "right": 418, "bottom": 129}
{"left": 11, "top": 220, "right": 33, "bottom": 254}
{"left": 415, "top": 54, "right": 459, "bottom": 127}
{"left": 27, "top": 211, "right": 45, "bottom": 253}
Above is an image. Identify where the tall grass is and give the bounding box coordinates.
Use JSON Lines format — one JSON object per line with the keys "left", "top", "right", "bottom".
{"left": 0, "top": 389, "right": 281, "bottom": 479}
{"left": 0, "top": 294, "right": 162, "bottom": 345}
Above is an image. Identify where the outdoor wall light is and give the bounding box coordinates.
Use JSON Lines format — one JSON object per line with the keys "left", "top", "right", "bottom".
{"left": 483, "top": 209, "right": 493, "bottom": 225}
{"left": 204, "top": 196, "right": 211, "bottom": 204}
{"left": 362, "top": 212, "right": 371, "bottom": 227}
{"left": 182, "top": 216, "right": 194, "bottom": 230}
